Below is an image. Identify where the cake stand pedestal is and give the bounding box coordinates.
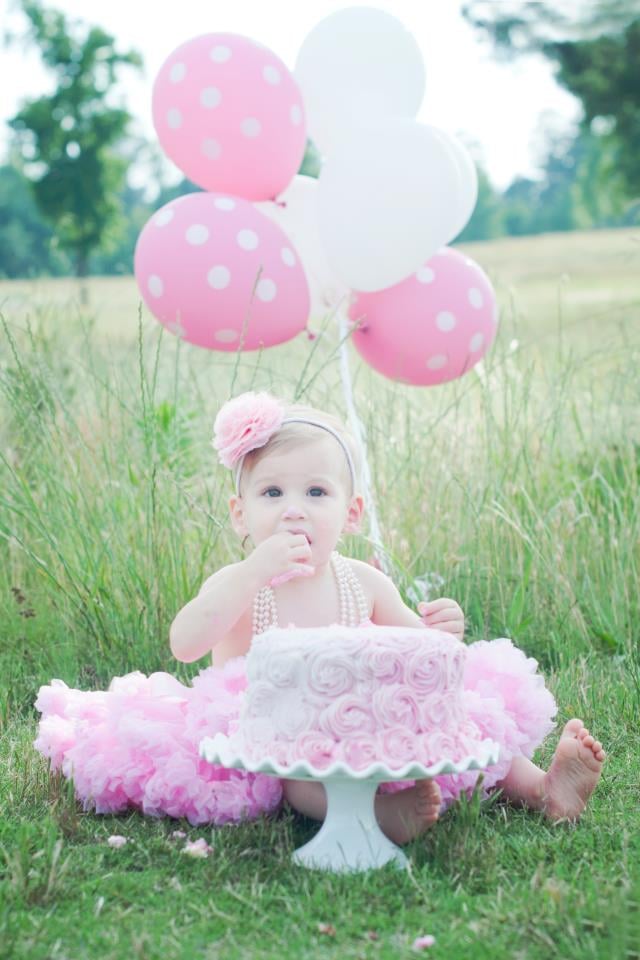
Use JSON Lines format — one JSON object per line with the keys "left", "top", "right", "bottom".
{"left": 200, "top": 733, "right": 500, "bottom": 874}
{"left": 290, "top": 772, "right": 408, "bottom": 871}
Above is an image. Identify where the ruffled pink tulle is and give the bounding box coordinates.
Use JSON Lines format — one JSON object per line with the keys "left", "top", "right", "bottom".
{"left": 33, "top": 658, "right": 282, "bottom": 826}
{"left": 34, "top": 638, "right": 556, "bottom": 823}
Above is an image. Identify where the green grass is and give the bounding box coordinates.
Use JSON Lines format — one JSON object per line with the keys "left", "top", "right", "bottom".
{"left": 1, "top": 228, "right": 639, "bottom": 959}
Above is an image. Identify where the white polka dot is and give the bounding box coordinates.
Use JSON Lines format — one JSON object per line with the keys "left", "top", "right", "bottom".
{"left": 148, "top": 275, "right": 164, "bottom": 297}
{"left": 436, "top": 311, "right": 456, "bottom": 332}
{"left": 200, "top": 87, "right": 222, "bottom": 109}
{"left": 237, "top": 229, "right": 259, "bottom": 251}
{"left": 154, "top": 208, "right": 174, "bottom": 227}
{"left": 468, "top": 287, "right": 484, "bottom": 309}
{"left": 290, "top": 104, "right": 302, "bottom": 125}
{"left": 426, "top": 354, "right": 447, "bottom": 370}
{"left": 210, "top": 45, "right": 232, "bottom": 63}
{"left": 281, "top": 247, "right": 296, "bottom": 267}
{"left": 256, "top": 278, "right": 277, "bottom": 302}
{"left": 416, "top": 266, "right": 435, "bottom": 284}
{"left": 263, "top": 65, "right": 281, "bottom": 85}
{"left": 214, "top": 197, "right": 235, "bottom": 211}
{"left": 202, "top": 138, "right": 221, "bottom": 159}
{"left": 167, "top": 109, "right": 182, "bottom": 130}
{"left": 207, "top": 266, "right": 231, "bottom": 290}
{"left": 241, "top": 117, "right": 261, "bottom": 138}
{"left": 186, "top": 224, "right": 209, "bottom": 245}
{"left": 170, "top": 63, "right": 186, "bottom": 84}
{"left": 469, "top": 332, "right": 485, "bottom": 352}
{"left": 215, "top": 328, "right": 239, "bottom": 343}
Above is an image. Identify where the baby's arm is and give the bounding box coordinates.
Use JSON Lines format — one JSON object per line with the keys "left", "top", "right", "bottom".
{"left": 169, "top": 561, "right": 262, "bottom": 663}
{"left": 362, "top": 564, "right": 426, "bottom": 629}
{"left": 170, "top": 531, "right": 312, "bottom": 662}
{"left": 361, "top": 563, "right": 464, "bottom": 640}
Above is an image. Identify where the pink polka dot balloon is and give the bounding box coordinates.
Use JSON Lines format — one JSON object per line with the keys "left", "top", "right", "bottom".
{"left": 349, "top": 248, "right": 498, "bottom": 386}
{"left": 134, "top": 192, "right": 310, "bottom": 351}
{"left": 152, "top": 34, "right": 307, "bottom": 201}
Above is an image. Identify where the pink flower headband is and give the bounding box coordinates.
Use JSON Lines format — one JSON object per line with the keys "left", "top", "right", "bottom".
{"left": 212, "top": 392, "right": 356, "bottom": 495}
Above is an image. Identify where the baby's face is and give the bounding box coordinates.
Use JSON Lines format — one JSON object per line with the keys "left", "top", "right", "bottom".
{"left": 232, "top": 437, "right": 359, "bottom": 563}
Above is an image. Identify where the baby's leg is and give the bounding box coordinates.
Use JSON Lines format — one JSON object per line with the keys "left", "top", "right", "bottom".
{"left": 282, "top": 778, "right": 441, "bottom": 846}
{"left": 499, "top": 719, "right": 605, "bottom": 821}
{"left": 282, "top": 779, "right": 327, "bottom": 819}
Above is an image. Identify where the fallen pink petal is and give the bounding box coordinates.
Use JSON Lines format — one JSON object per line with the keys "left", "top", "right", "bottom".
{"left": 107, "top": 835, "right": 127, "bottom": 849}
{"left": 412, "top": 934, "right": 436, "bottom": 950}
{"left": 170, "top": 830, "right": 187, "bottom": 840}
{"left": 182, "top": 838, "right": 212, "bottom": 858}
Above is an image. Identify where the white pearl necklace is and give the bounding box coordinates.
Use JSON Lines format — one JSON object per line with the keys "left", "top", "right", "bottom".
{"left": 252, "top": 551, "right": 370, "bottom": 636}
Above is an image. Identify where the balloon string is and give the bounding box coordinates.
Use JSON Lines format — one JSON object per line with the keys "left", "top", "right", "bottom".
{"left": 337, "top": 307, "right": 391, "bottom": 576}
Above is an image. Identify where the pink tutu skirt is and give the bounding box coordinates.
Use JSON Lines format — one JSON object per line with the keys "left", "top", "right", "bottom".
{"left": 33, "top": 658, "right": 282, "bottom": 826}
{"left": 34, "top": 638, "right": 556, "bottom": 823}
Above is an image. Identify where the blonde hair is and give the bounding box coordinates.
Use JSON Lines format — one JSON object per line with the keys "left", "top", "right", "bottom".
{"left": 240, "top": 401, "right": 361, "bottom": 496}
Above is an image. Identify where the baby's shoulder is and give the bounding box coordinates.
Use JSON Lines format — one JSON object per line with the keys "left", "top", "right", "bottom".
{"left": 345, "top": 556, "right": 391, "bottom": 600}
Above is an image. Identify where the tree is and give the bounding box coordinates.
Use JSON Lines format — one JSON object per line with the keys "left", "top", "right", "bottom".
{"left": 7, "top": 1, "right": 142, "bottom": 290}
{"left": 461, "top": 2, "right": 640, "bottom": 56}
{"left": 0, "top": 163, "right": 71, "bottom": 277}
{"left": 299, "top": 139, "right": 322, "bottom": 179}
{"left": 456, "top": 166, "right": 505, "bottom": 242}
{"left": 462, "top": 1, "right": 640, "bottom": 196}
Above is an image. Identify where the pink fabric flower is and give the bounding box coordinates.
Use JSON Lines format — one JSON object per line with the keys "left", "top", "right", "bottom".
{"left": 412, "top": 934, "right": 436, "bottom": 950}
{"left": 182, "top": 838, "right": 212, "bottom": 858}
{"left": 107, "top": 835, "right": 128, "bottom": 848}
{"left": 212, "top": 392, "right": 284, "bottom": 469}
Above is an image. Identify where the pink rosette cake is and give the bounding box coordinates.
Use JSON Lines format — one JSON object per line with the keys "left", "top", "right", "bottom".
{"left": 233, "top": 624, "right": 497, "bottom": 772}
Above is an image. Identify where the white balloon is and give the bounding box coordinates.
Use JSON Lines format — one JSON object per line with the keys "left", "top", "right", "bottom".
{"left": 256, "top": 176, "right": 348, "bottom": 318}
{"left": 294, "top": 7, "right": 425, "bottom": 156}
{"left": 317, "top": 120, "right": 461, "bottom": 293}
{"left": 431, "top": 130, "right": 478, "bottom": 242}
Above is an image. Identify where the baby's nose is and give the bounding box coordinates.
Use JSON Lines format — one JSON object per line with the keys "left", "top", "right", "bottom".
{"left": 282, "top": 505, "right": 305, "bottom": 519}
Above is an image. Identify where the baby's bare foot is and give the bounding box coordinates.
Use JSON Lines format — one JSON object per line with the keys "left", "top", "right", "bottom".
{"left": 542, "top": 718, "right": 605, "bottom": 821}
{"left": 375, "top": 779, "right": 441, "bottom": 845}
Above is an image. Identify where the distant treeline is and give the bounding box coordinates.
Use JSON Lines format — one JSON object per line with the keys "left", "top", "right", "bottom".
{"left": 0, "top": 124, "right": 637, "bottom": 280}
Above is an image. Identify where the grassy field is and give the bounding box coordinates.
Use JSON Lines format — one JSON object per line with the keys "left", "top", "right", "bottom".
{"left": 1, "top": 228, "right": 639, "bottom": 959}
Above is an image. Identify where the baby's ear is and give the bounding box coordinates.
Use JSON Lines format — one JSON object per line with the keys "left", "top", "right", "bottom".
{"left": 228, "top": 495, "right": 247, "bottom": 536}
{"left": 343, "top": 494, "right": 364, "bottom": 533}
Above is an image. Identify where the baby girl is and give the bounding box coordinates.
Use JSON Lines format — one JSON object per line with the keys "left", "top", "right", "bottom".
{"left": 34, "top": 391, "right": 604, "bottom": 839}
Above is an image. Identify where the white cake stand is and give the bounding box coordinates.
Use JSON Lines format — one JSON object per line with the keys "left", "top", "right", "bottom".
{"left": 199, "top": 733, "right": 500, "bottom": 874}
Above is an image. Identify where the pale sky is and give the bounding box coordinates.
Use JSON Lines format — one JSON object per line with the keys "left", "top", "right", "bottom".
{"left": 0, "top": 0, "right": 581, "bottom": 191}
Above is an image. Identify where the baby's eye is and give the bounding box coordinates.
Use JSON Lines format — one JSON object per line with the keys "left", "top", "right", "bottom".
{"left": 308, "top": 487, "right": 327, "bottom": 497}
{"left": 263, "top": 487, "right": 282, "bottom": 498}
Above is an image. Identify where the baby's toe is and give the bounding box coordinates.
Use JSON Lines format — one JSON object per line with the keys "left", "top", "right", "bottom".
{"left": 564, "top": 719, "right": 583, "bottom": 736}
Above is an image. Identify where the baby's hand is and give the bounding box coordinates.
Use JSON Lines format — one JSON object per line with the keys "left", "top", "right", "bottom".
{"left": 418, "top": 598, "right": 465, "bottom": 641}
{"left": 244, "top": 531, "right": 314, "bottom": 589}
